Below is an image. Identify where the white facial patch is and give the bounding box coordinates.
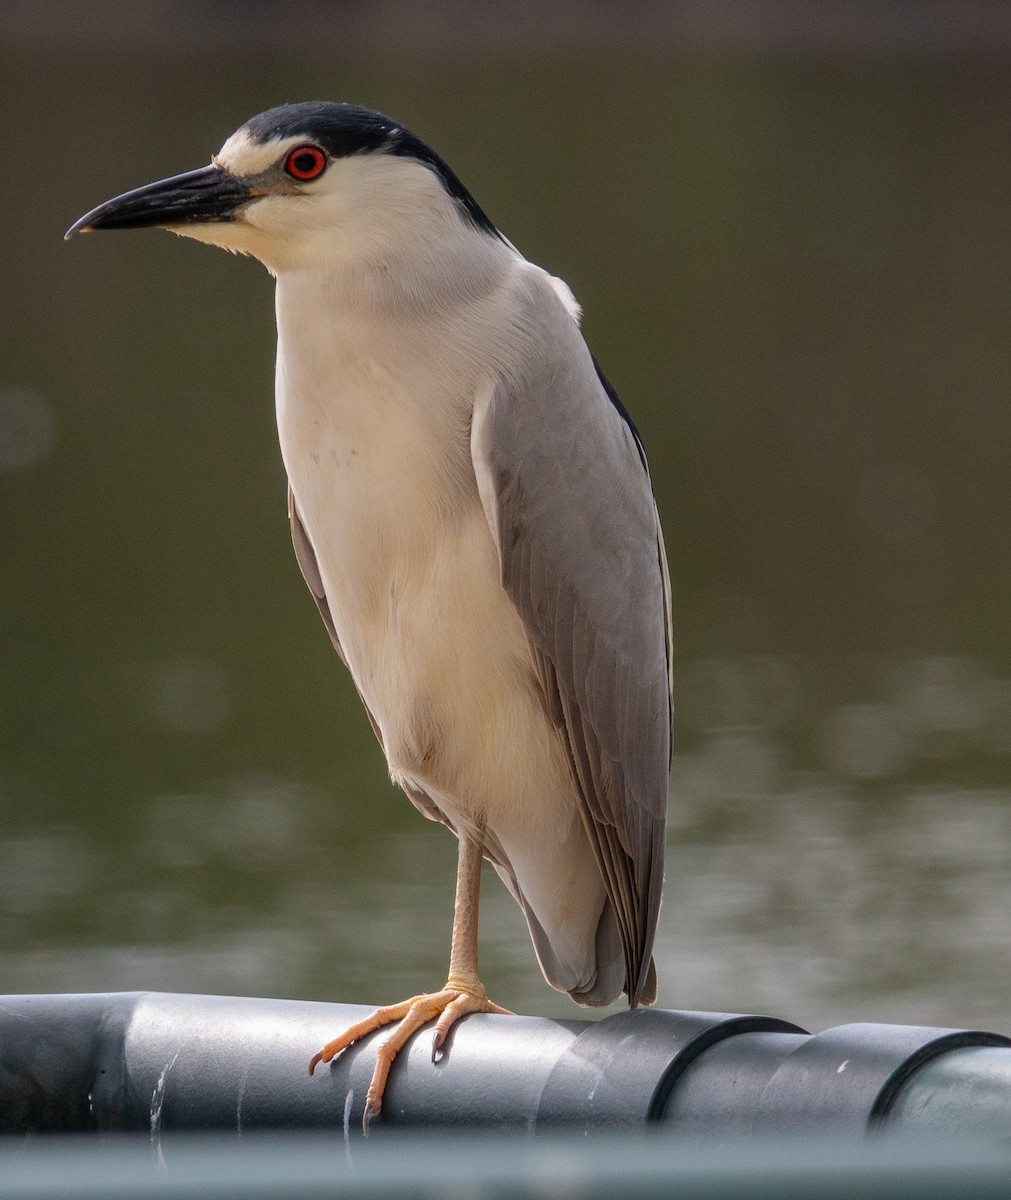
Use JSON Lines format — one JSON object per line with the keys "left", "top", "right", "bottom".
{"left": 214, "top": 128, "right": 307, "bottom": 178}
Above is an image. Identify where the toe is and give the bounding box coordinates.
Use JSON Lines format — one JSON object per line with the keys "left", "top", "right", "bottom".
{"left": 308, "top": 997, "right": 420, "bottom": 1074}
{"left": 311, "top": 985, "right": 512, "bottom": 1130}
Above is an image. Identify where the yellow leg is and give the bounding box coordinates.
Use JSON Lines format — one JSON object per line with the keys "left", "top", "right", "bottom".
{"left": 308, "top": 827, "right": 512, "bottom": 1130}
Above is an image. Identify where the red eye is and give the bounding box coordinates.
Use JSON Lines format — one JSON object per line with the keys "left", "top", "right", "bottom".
{"left": 284, "top": 145, "right": 327, "bottom": 181}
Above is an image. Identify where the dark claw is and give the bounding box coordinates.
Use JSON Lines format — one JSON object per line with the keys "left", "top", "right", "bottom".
{"left": 432, "top": 1029, "right": 445, "bottom": 1061}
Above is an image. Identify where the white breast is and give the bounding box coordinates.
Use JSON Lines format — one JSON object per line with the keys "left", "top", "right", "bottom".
{"left": 273, "top": 253, "right": 615, "bottom": 996}
{"left": 273, "top": 268, "right": 573, "bottom": 835}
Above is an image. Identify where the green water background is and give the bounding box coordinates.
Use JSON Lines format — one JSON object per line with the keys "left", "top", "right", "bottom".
{"left": 1, "top": 24, "right": 1009, "bottom": 1031}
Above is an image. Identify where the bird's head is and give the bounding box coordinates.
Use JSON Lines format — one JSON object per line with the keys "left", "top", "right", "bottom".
{"left": 66, "top": 102, "right": 501, "bottom": 274}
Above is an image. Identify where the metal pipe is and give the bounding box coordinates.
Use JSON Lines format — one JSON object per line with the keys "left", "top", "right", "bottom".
{"left": 0, "top": 992, "right": 1007, "bottom": 1141}
{"left": 3, "top": 1132, "right": 1011, "bottom": 1200}
{"left": 5, "top": 1132, "right": 1008, "bottom": 1200}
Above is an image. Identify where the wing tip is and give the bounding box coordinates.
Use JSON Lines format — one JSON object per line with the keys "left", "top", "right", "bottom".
{"left": 628, "top": 956, "right": 658, "bottom": 1009}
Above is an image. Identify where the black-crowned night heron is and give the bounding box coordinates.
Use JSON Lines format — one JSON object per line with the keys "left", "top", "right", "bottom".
{"left": 67, "top": 102, "right": 673, "bottom": 1129}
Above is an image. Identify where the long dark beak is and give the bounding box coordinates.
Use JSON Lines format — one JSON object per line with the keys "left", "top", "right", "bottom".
{"left": 65, "top": 164, "right": 257, "bottom": 239}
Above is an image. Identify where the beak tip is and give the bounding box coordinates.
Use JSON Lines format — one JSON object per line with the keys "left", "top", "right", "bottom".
{"left": 64, "top": 165, "right": 250, "bottom": 242}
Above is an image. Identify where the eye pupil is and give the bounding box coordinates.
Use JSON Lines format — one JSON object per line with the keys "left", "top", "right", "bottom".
{"left": 285, "top": 146, "right": 326, "bottom": 181}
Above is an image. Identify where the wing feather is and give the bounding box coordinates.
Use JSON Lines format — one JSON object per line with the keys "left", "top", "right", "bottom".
{"left": 472, "top": 273, "right": 672, "bottom": 1006}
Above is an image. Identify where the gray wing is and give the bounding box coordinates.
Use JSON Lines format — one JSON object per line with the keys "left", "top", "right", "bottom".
{"left": 472, "top": 287, "right": 672, "bottom": 1007}
{"left": 287, "top": 486, "right": 451, "bottom": 831}
{"left": 288, "top": 486, "right": 347, "bottom": 666}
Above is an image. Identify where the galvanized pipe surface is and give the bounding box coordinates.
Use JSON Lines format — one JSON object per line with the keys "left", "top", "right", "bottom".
{"left": 0, "top": 992, "right": 1007, "bottom": 1142}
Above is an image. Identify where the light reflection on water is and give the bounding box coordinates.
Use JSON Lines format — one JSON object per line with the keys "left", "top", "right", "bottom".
{"left": 2, "top": 42, "right": 1010, "bottom": 1036}
{"left": 0, "top": 387, "right": 57, "bottom": 471}
{"left": 2, "top": 653, "right": 1008, "bottom": 1033}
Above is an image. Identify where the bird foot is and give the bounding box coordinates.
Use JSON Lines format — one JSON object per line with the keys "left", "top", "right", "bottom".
{"left": 308, "top": 981, "right": 512, "bottom": 1131}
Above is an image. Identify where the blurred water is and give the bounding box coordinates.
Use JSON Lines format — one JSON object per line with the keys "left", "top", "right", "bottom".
{"left": 1, "top": 32, "right": 1009, "bottom": 1034}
